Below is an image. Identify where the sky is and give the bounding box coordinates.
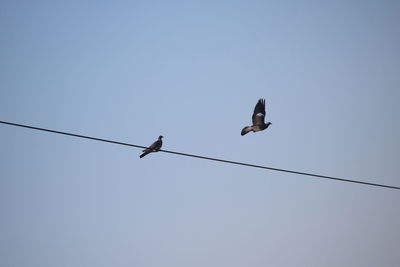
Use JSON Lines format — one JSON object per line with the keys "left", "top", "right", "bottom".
{"left": 1, "top": 0, "right": 400, "bottom": 266}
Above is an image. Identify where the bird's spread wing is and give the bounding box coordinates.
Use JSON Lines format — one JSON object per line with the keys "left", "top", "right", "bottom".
{"left": 251, "top": 99, "right": 266, "bottom": 126}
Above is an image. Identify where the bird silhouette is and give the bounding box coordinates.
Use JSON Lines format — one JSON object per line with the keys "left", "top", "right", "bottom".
{"left": 139, "top": 136, "right": 163, "bottom": 158}
{"left": 241, "top": 99, "right": 271, "bottom": 136}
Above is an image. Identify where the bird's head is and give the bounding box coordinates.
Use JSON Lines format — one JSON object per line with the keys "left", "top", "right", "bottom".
{"left": 159, "top": 135, "right": 164, "bottom": 139}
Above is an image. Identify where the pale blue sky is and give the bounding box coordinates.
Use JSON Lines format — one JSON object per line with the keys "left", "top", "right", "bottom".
{"left": 1, "top": 1, "right": 400, "bottom": 266}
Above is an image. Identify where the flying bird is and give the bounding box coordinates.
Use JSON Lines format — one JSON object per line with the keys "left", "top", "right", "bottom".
{"left": 139, "top": 136, "right": 163, "bottom": 158}
{"left": 241, "top": 99, "right": 271, "bottom": 136}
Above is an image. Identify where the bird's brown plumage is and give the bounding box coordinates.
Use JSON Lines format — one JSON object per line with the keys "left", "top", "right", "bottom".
{"left": 241, "top": 99, "right": 271, "bottom": 136}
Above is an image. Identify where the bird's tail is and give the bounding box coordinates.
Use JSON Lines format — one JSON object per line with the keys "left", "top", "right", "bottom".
{"left": 139, "top": 150, "right": 150, "bottom": 158}
{"left": 241, "top": 126, "right": 253, "bottom": 136}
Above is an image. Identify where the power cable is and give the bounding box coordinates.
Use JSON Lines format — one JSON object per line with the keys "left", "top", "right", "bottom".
{"left": 1, "top": 120, "right": 399, "bottom": 190}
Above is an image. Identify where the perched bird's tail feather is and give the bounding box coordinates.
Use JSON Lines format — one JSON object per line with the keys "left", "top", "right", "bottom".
{"left": 139, "top": 151, "right": 150, "bottom": 158}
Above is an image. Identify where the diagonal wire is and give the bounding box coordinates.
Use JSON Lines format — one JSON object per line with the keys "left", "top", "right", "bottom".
{"left": 1, "top": 120, "right": 399, "bottom": 190}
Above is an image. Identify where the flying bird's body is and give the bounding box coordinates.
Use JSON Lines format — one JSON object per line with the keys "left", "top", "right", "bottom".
{"left": 140, "top": 136, "right": 163, "bottom": 158}
{"left": 241, "top": 99, "right": 271, "bottom": 136}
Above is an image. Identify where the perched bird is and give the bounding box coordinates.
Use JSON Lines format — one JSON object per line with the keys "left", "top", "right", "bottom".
{"left": 139, "top": 136, "right": 163, "bottom": 158}
{"left": 241, "top": 99, "right": 272, "bottom": 136}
